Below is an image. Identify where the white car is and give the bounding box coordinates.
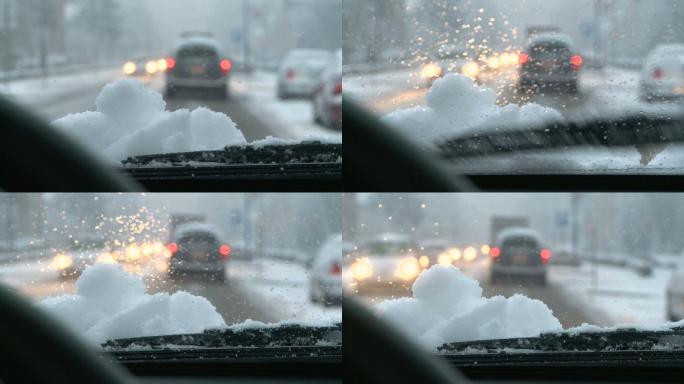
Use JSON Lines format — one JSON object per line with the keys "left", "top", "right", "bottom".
{"left": 640, "top": 44, "right": 684, "bottom": 102}
{"left": 277, "top": 49, "right": 333, "bottom": 99}
{"left": 312, "top": 50, "right": 342, "bottom": 130}
{"left": 348, "top": 233, "right": 420, "bottom": 294}
{"left": 309, "top": 233, "right": 342, "bottom": 305}
{"left": 666, "top": 261, "right": 684, "bottom": 321}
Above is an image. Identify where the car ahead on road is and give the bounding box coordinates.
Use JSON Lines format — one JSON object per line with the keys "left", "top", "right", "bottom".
{"left": 167, "top": 223, "right": 231, "bottom": 282}
{"left": 277, "top": 49, "right": 333, "bottom": 99}
{"left": 313, "top": 50, "right": 342, "bottom": 130}
{"left": 518, "top": 33, "right": 583, "bottom": 95}
{"left": 309, "top": 233, "right": 342, "bottom": 305}
{"left": 550, "top": 244, "right": 581, "bottom": 266}
{"left": 640, "top": 44, "right": 684, "bottom": 102}
{"left": 666, "top": 261, "right": 684, "bottom": 321}
{"left": 165, "top": 36, "right": 233, "bottom": 99}
{"left": 421, "top": 44, "right": 468, "bottom": 83}
{"left": 52, "top": 238, "right": 111, "bottom": 280}
{"left": 490, "top": 227, "right": 550, "bottom": 285}
{"left": 347, "top": 233, "right": 420, "bottom": 294}
{"left": 418, "top": 239, "right": 453, "bottom": 268}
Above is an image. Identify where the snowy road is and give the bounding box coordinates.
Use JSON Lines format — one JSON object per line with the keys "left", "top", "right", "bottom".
{"left": 0, "top": 69, "right": 341, "bottom": 143}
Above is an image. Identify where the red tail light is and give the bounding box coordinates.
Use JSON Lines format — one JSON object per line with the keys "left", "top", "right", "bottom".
{"left": 334, "top": 82, "right": 342, "bottom": 95}
{"left": 540, "top": 248, "right": 552, "bottom": 263}
{"left": 220, "top": 59, "right": 232, "bottom": 74}
{"left": 490, "top": 247, "right": 501, "bottom": 258}
{"left": 219, "top": 244, "right": 231, "bottom": 260}
{"left": 166, "top": 242, "right": 178, "bottom": 253}
{"left": 570, "top": 55, "right": 583, "bottom": 71}
{"left": 519, "top": 53, "right": 530, "bottom": 65}
{"left": 166, "top": 58, "right": 176, "bottom": 70}
{"left": 286, "top": 69, "right": 295, "bottom": 80}
{"left": 653, "top": 68, "right": 664, "bottom": 80}
{"left": 330, "top": 263, "right": 342, "bottom": 275}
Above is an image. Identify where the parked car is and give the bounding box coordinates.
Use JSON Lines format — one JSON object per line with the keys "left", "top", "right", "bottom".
{"left": 550, "top": 244, "right": 581, "bottom": 266}
{"left": 277, "top": 49, "right": 332, "bottom": 99}
{"left": 518, "top": 33, "right": 582, "bottom": 95}
{"left": 313, "top": 50, "right": 342, "bottom": 130}
{"left": 639, "top": 44, "right": 684, "bottom": 102}
{"left": 165, "top": 35, "right": 233, "bottom": 99}
{"left": 167, "top": 223, "right": 231, "bottom": 282}
{"left": 309, "top": 233, "right": 342, "bottom": 305}
{"left": 490, "top": 227, "right": 549, "bottom": 285}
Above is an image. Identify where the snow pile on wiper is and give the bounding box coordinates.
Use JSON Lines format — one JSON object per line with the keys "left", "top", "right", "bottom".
{"left": 52, "top": 79, "right": 248, "bottom": 162}
{"left": 383, "top": 73, "right": 564, "bottom": 147}
{"left": 38, "top": 263, "right": 226, "bottom": 345}
{"left": 376, "top": 265, "right": 562, "bottom": 349}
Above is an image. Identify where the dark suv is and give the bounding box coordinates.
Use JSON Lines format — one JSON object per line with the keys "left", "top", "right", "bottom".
{"left": 518, "top": 33, "right": 583, "bottom": 95}
{"left": 167, "top": 223, "right": 231, "bottom": 282}
{"left": 490, "top": 228, "right": 550, "bottom": 285}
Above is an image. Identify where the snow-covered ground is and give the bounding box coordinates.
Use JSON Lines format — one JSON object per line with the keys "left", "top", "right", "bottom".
{"left": 229, "top": 258, "right": 341, "bottom": 323}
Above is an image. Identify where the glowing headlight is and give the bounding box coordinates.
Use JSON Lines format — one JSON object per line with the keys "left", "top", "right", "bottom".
{"left": 421, "top": 63, "right": 443, "bottom": 79}
{"left": 461, "top": 62, "right": 480, "bottom": 79}
{"left": 152, "top": 241, "right": 164, "bottom": 255}
{"left": 487, "top": 56, "right": 501, "bottom": 70}
{"left": 351, "top": 258, "right": 373, "bottom": 280}
{"left": 141, "top": 242, "right": 154, "bottom": 256}
{"left": 123, "top": 61, "right": 137, "bottom": 75}
{"left": 156, "top": 58, "right": 168, "bottom": 72}
{"left": 480, "top": 244, "right": 491, "bottom": 254}
{"left": 126, "top": 244, "right": 141, "bottom": 261}
{"left": 419, "top": 255, "right": 430, "bottom": 268}
{"left": 449, "top": 248, "right": 461, "bottom": 261}
{"left": 145, "top": 60, "right": 159, "bottom": 74}
{"left": 397, "top": 257, "right": 420, "bottom": 280}
{"left": 464, "top": 246, "right": 477, "bottom": 261}
{"left": 437, "top": 253, "right": 452, "bottom": 266}
{"left": 96, "top": 252, "right": 116, "bottom": 264}
{"left": 52, "top": 253, "right": 73, "bottom": 270}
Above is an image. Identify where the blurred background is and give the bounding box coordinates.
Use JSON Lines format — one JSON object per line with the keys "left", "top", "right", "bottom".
{"left": 0, "top": 0, "right": 342, "bottom": 141}
{"left": 343, "top": 193, "right": 684, "bottom": 328}
{"left": 0, "top": 193, "right": 341, "bottom": 325}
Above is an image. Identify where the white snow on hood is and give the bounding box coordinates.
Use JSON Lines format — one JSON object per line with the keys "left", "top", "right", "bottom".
{"left": 38, "top": 263, "right": 226, "bottom": 345}
{"left": 376, "top": 265, "right": 563, "bottom": 349}
{"left": 382, "top": 73, "right": 564, "bottom": 147}
{"left": 53, "top": 79, "right": 247, "bottom": 162}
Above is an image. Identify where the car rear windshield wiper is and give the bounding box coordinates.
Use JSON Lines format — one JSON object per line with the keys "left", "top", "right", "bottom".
{"left": 102, "top": 322, "right": 342, "bottom": 351}
{"left": 120, "top": 141, "right": 342, "bottom": 167}
{"left": 438, "top": 326, "right": 684, "bottom": 355}
{"left": 438, "top": 112, "right": 684, "bottom": 161}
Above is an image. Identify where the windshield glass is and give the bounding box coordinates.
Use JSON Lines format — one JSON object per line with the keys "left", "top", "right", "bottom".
{"left": 0, "top": 193, "right": 341, "bottom": 350}
{"left": 0, "top": 1, "right": 342, "bottom": 165}
{"left": 344, "top": 193, "right": 684, "bottom": 353}
{"left": 344, "top": 0, "right": 684, "bottom": 174}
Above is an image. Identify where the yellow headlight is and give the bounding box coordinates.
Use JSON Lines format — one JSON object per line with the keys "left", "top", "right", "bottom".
{"left": 480, "top": 244, "right": 491, "bottom": 255}
{"left": 449, "top": 248, "right": 461, "bottom": 261}
{"left": 437, "top": 253, "right": 452, "bottom": 266}
{"left": 141, "top": 242, "right": 154, "bottom": 256}
{"left": 487, "top": 56, "right": 501, "bottom": 70}
{"left": 351, "top": 258, "right": 373, "bottom": 280}
{"left": 152, "top": 241, "right": 164, "bottom": 255}
{"left": 397, "top": 257, "right": 420, "bottom": 280}
{"left": 419, "top": 255, "right": 430, "bottom": 268}
{"left": 96, "top": 252, "right": 116, "bottom": 264}
{"left": 421, "top": 63, "right": 443, "bottom": 79}
{"left": 52, "top": 253, "right": 73, "bottom": 270}
{"left": 462, "top": 62, "right": 480, "bottom": 79}
{"left": 145, "top": 60, "right": 158, "bottom": 74}
{"left": 123, "top": 61, "right": 137, "bottom": 75}
{"left": 157, "top": 58, "right": 168, "bottom": 72}
{"left": 464, "top": 246, "right": 478, "bottom": 261}
{"left": 126, "top": 244, "right": 141, "bottom": 261}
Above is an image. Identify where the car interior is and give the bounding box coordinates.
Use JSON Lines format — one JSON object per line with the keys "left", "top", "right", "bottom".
{"left": 0, "top": 96, "right": 341, "bottom": 192}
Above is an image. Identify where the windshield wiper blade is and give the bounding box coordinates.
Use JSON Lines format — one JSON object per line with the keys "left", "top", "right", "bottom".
{"left": 438, "top": 326, "right": 684, "bottom": 354}
{"left": 101, "top": 323, "right": 342, "bottom": 350}
{"left": 439, "top": 113, "right": 684, "bottom": 160}
{"left": 121, "top": 141, "right": 342, "bottom": 167}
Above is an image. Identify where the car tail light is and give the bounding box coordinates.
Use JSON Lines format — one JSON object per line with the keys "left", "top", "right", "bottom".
{"left": 653, "top": 67, "right": 664, "bottom": 80}
{"left": 219, "top": 244, "right": 231, "bottom": 260}
{"left": 166, "top": 58, "right": 176, "bottom": 70}
{"left": 540, "top": 248, "right": 552, "bottom": 263}
{"left": 286, "top": 69, "right": 295, "bottom": 80}
{"left": 519, "top": 52, "right": 530, "bottom": 65}
{"left": 220, "top": 59, "right": 232, "bottom": 74}
{"left": 490, "top": 247, "right": 501, "bottom": 258}
{"left": 570, "top": 55, "right": 583, "bottom": 71}
{"left": 166, "top": 242, "right": 178, "bottom": 253}
{"left": 330, "top": 263, "right": 342, "bottom": 275}
{"left": 334, "top": 81, "right": 342, "bottom": 95}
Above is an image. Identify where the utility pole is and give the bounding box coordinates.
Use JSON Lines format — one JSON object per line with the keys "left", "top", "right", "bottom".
{"left": 570, "top": 193, "right": 581, "bottom": 260}
{"left": 242, "top": 0, "right": 251, "bottom": 70}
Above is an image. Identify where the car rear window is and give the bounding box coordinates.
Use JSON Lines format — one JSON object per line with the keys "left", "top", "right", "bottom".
{"left": 178, "top": 46, "right": 218, "bottom": 60}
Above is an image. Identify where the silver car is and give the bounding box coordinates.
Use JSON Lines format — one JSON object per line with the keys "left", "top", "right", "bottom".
{"left": 277, "top": 49, "right": 333, "bottom": 99}
{"left": 165, "top": 36, "right": 232, "bottom": 99}
{"left": 640, "top": 44, "right": 684, "bottom": 102}
{"left": 313, "top": 50, "right": 342, "bottom": 130}
{"left": 309, "top": 233, "right": 342, "bottom": 305}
